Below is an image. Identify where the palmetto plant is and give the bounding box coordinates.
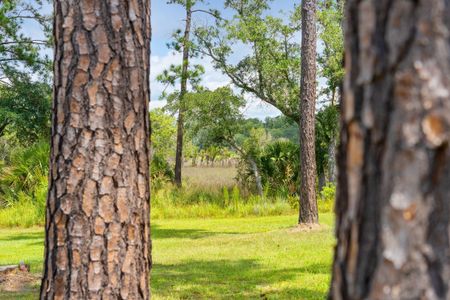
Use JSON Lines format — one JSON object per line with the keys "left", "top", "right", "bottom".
{"left": 0, "top": 141, "right": 49, "bottom": 207}
{"left": 259, "top": 140, "right": 300, "bottom": 196}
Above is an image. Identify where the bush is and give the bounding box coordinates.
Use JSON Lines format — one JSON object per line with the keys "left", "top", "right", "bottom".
{"left": 0, "top": 141, "right": 49, "bottom": 209}
{"left": 236, "top": 140, "right": 300, "bottom": 198}
{"left": 0, "top": 141, "right": 48, "bottom": 226}
{"left": 318, "top": 183, "right": 336, "bottom": 213}
{"left": 259, "top": 140, "right": 299, "bottom": 196}
{"left": 151, "top": 153, "right": 174, "bottom": 189}
{"left": 286, "top": 183, "right": 335, "bottom": 214}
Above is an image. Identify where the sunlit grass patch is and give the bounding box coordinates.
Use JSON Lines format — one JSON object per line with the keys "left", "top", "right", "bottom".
{"left": 0, "top": 214, "right": 334, "bottom": 299}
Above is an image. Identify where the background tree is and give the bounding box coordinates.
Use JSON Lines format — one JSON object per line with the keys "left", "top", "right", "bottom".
{"left": 195, "top": 0, "right": 301, "bottom": 123}
{"left": 0, "top": 0, "right": 52, "bottom": 145}
{"left": 264, "top": 115, "right": 299, "bottom": 143}
{"left": 163, "top": 0, "right": 218, "bottom": 187}
{"left": 0, "top": 0, "right": 51, "bottom": 82}
{"left": 185, "top": 87, "right": 267, "bottom": 196}
{"left": 166, "top": 0, "right": 193, "bottom": 187}
{"left": 331, "top": 0, "right": 450, "bottom": 298}
{"left": 150, "top": 109, "right": 177, "bottom": 187}
{"left": 299, "top": 0, "right": 318, "bottom": 225}
{"left": 317, "top": 0, "right": 344, "bottom": 185}
{"left": 317, "top": 0, "right": 344, "bottom": 106}
{"left": 0, "top": 73, "right": 51, "bottom": 143}
{"left": 315, "top": 104, "right": 339, "bottom": 190}
{"left": 41, "top": 1, "right": 151, "bottom": 298}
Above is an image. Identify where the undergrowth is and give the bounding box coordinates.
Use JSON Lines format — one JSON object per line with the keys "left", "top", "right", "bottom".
{"left": 0, "top": 158, "right": 335, "bottom": 227}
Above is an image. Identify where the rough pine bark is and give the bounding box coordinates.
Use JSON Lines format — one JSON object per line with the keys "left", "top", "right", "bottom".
{"left": 327, "top": 129, "right": 337, "bottom": 183}
{"left": 174, "top": 1, "right": 192, "bottom": 187}
{"left": 40, "top": 0, "right": 151, "bottom": 299}
{"left": 299, "top": 0, "right": 319, "bottom": 224}
{"left": 330, "top": 1, "right": 450, "bottom": 299}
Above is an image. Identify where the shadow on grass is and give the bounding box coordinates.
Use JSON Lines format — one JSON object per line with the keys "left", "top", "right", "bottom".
{"left": 151, "top": 225, "right": 239, "bottom": 240}
{"left": 0, "top": 231, "right": 43, "bottom": 242}
{"left": 0, "top": 225, "right": 235, "bottom": 243}
{"left": 0, "top": 290, "right": 37, "bottom": 300}
{"left": 152, "top": 259, "right": 329, "bottom": 299}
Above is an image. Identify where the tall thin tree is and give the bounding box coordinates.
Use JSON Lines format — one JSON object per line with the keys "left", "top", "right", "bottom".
{"left": 173, "top": 0, "right": 193, "bottom": 187}
{"left": 331, "top": 0, "right": 450, "bottom": 298}
{"left": 40, "top": 0, "right": 151, "bottom": 298}
{"left": 299, "top": 0, "right": 319, "bottom": 224}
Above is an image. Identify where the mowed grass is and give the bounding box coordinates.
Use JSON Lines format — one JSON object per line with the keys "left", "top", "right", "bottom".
{"left": 0, "top": 214, "right": 334, "bottom": 299}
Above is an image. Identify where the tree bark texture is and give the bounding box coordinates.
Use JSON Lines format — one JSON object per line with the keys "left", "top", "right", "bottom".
{"left": 299, "top": 0, "right": 319, "bottom": 224}
{"left": 40, "top": 0, "right": 151, "bottom": 299}
{"left": 327, "top": 131, "right": 337, "bottom": 183}
{"left": 174, "top": 1, "right": 192, "bottom": 187}
{"left": 330, "top": 1, "right": 450, "bottom": 299}
{"left": 249, "top": 158, "right": 264, "bottom": 197}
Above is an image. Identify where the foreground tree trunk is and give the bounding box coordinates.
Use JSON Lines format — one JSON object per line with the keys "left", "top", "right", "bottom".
{"left": 299, "top": 0, "right": 319, "bottom": 224}
{"left": 174, "top": 1, "right": 193, "bottom": 187}
{"left": 40, "top": 1, "right": 151, "bottom": 299}
{"left": 330, "top": 1, "right": 450, "bottom": 299}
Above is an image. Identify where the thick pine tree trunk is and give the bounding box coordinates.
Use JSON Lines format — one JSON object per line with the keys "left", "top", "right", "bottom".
{"left": 40, "top": 1, "right": 151, "bottom": 299}
{"left": 174, "top": 2, "right": 192, "bottom": 187}
{"left": 330, "top": 1, "right": 450, "bottom": 299}
{"left": 299, "top": 0, "right": 319, "bottom": 224}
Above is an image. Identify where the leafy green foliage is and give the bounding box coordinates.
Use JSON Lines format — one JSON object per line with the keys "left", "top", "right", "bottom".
{"left": 150, "top": 109, "right": 177, "bottom": 186}
{"left": 195, "top": 0, "right": 301, "bottom": 121}
{"left": 151, "top": 108, "right": 177, "bottom": 161}
{"left": 317, "top": 0, "right": 344, "bottom": 101}
{"left": 315, "top": 104, "right": 339, "bottom": 178}
{"left": 156, "top": 63, "right": 205, "bottom": 101}
{"left": 236, "top": 139, "right": 300, "bottom": 198}
{"left": 318, "top": 182, "right": 336, "bottom": 213}
{"left": 264, "top": 115, "right": 298, "bottom": 143}
{"left": 0, "top": 0, "right": 52, "bottom": 81}
{"left": 185, "top": 87, "right": 245, "bottom": 147}
{"left": 0, "top": 73, "right": 51, "bottom": 143}
{"left": 0, "top": 141, "right": 48, "bottom": 212}
{"left": 259, "top": 140, "right": 300, "bottom": 196}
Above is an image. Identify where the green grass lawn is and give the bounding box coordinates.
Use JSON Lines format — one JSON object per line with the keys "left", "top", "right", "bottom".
{"left": 0, "top": 214, "right": 334, "bottom": 299}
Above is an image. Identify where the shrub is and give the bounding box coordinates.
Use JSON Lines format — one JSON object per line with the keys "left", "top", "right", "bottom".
{"left": 0, "top": 141, "right": 49, "bottom": 209}
{"left": 236, "top": 140, "right": 300, "bottom": 198}
{"left": 286, "top": 183, "right": 335, "bottom": 214}
{"left": 151, "top": 153, "right": 174, "bottom": 189}
{"left": 318, "top": 183, "right": 336, "bottom": 213}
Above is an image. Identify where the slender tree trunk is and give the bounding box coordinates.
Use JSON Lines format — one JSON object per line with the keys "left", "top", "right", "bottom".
{"left": 318, "top": 171, "right": 326, "bottom": 192}
{"left": 327, "top": 131, "right": 337, "bottom": 183}
{"left": 174, "top": 2, "right": 192, "bottom": 187}
{"left": 40, "top": 1, "right": 151, "bottom": 299}
{"left": 330, "top": 1, "right": 450, "bottom": 299}
{"left": 249, "top": 158, "right": 263, "bottom": 197}
{"left": 299, "top": 0, "right": 318, "bottom": 224}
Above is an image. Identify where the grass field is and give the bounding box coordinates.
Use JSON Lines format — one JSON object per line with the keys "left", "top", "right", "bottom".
{"left": 183, "top": 166, "right": 237, "bottom": 188}
{"left": 0, "top": 214, "right": 335, "bottom": 299}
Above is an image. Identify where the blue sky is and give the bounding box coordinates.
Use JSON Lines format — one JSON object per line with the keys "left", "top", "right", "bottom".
{"left": 25, "top": 1, "right": 300, "bottom": 119}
